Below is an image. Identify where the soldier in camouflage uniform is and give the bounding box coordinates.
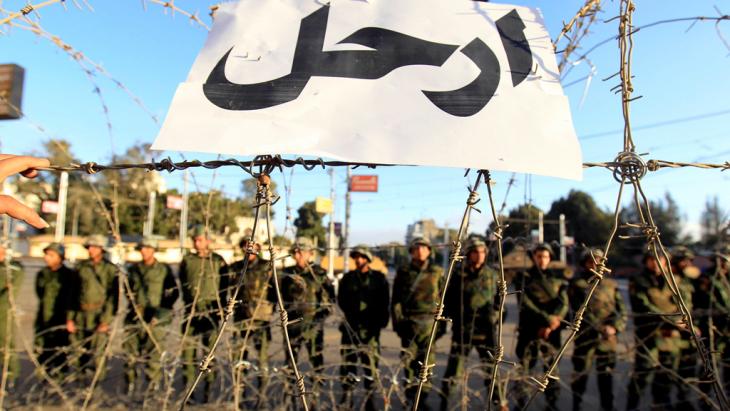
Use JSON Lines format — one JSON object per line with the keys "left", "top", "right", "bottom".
{"left": 626, "top": 250, "right": 695, "bottom": 410}
{"left": 337, "top": 245, "right": 389, "bottom": 411}
{"left": 440, "top": 238, "right": 500, "bottom": 411}
{"left": 35, "top": 243, "right": 77, "bottom": 376}
{"left": 123, "top": 238, "right": 178, "bottom": 394}
{"left": 220, "top": 239, "right": 275, "bottom": 398}
{"left": 514, "top": 243, "right": 568, "bottom": 410}
{"left": 695, "top": 244, "right": 730, "bottom": 407}
{"left": 670, "top": 245, "right": 702, "bottom": 410}
{"left": 0, "top": 243, "right": 24, "bottom": 388}
{"left": 281, "top": 237, "right": 335, "bottom": 390}
{"left": 568, "top": 248, "right": 626, "bottom": 411}
{"left": 391, "top": 237, "right": 445, "bottom": 407}
{"left": 68, "top": 235, "right": 119, "bottom": 378}
{"left": 178, "top": 225, "right": 228, "bottom": 400}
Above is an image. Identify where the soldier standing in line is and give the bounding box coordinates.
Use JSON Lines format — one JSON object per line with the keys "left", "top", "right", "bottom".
{"left": 670, "top": 245, "right": 702, "bottom": 411}
{"left": 391, "top": 237, "right": 445, "bottom": 408}
{"left": 337, "top": 244, "right": 389, "bottom": 411}
{"left": 440, "top": 238, "right": 501, "bottom": 411}
{"left": 626, "top": 250, "right": 695, "bottom": 410}
{"left": 0, "top": 242, "right": 24, "bottom": 392}
{"left": 68, "top": 235, "right": 119, "bottom": 378}
{"left": 123, "top": 238, "right": 178, "bottom": 395}
{"left": 35, "top": 243, "right": 77, "bottom": 377}
{"left": 568, "top": 248, "right": 626, "bottom": 411}
{"left": 513, "top": 243, "right": 568, "bottom": 411}
{"left": 281, "top": 237, "right": 335, "bottom": 398}
{"left": 694, "top": 244, "right": 730, "bottom": 409}
{"left": 221, "top": 239, "right": 275, "bottom": 402}
{"left": 178, "top": 225, "right": 228, "bottom": 402}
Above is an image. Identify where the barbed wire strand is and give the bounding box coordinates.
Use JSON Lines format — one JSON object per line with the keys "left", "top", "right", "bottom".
{"left": 411, "top": 170, "right": 484, "bottom": 411}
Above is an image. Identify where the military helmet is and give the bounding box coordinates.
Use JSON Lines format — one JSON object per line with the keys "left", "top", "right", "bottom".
{"left": 409, "top": 237, "right": 432, "bottom": 251}
{"left": 137, "top": 237, "right": 158, "bottom": 250}
{"left": 291, "top": 237, "right": 315, "bottom": 253}
{"left": 350, "top": 244, "right": 373, "bottom": 262}
{"left": 189, "top": 224, "right": 209, "bottom": 238}
{"left": 84, "top": 234, "right": 108, "bottom": 248}
{"left": 464, "top": 238, "right": 487, "bottom": 254}
{"left": 579, "top": 248, "right": 605, "bottom": 266}
{"left": 43, "top": 242, "right": 66, "bottom": 259}
{"left": 670, "top": 245, "right": 695, "bottom": 262}
{"left": 531, "top": 242, "right": 554, "bottom": 257}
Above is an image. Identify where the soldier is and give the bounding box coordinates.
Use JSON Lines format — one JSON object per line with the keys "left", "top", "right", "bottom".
{"left": 670, "top": 245, "right": 701, "bottom": 411}
{"left": 391, "top": 237, "right": 445, "bottom": 407}
{"left": 568, "top": 248, "right": 626, "bottom": 411}
{"left": 0, "top": 242, "right": 23, "bottom": 390}
{"left": 35, "top": 243, "right": 77, "bottom": 376}
{"left": 281, "top": 237, "right": 335, "bottom": 393}
{"left": 123, "top": 238, "right": 178, "bottom": 395}
{"left": 337, "top": 244, "right": 389, "bottom": 411}
{"left": 694, "top": 244, "right": 730, "bottom": 405}
{"left": 178, "top": 225, "right": 227, "bottom": 400}
{"left": 68, "top": 235, "right": 119, "bottom": 377}
{"left": 221, "top": 238, "right": 275, "bottom": 400}
{"left": 514, "top": 243, "right": 568, "bottom": 411}
{"left": 440, "top": 238, "right": 501, "bottom": 411}
{"left": 626, "top": 250, "right": 694, "bottom": 410}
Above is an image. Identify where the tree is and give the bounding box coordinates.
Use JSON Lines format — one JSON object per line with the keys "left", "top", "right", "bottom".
{"left": 293, "top": 201, "right": 326, "bottom": 246}
{"left": 489, "top": 203, "right": 543, "bottom": 240}
{"left": 700, "top": 196, "right": 729, "bottom": 248}
{"left": 545, "top": 190, "right": 613, "bottom": 247}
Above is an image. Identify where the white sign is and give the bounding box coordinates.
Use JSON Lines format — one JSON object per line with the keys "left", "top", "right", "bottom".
{"left": 153, "top": 0, "right": 582, "bottom": 180}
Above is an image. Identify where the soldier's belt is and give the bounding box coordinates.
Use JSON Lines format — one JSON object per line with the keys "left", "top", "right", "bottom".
{"left": 80, "top": 302, "right": 103, "bottom": 312}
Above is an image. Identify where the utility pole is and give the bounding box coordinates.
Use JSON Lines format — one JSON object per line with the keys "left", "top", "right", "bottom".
{"left": 327, "top": 168, "right": 336, "bottom": 278}
{"left": 343, "top": 166, "right": 352, "bottom": 273}
{"left": 442, "top": 222, "right": 450, "bottom": 272}
{"left": 538, "top": 210, "right": 544, "bottom": 244}
{"left": 559, "top": 214, "right": 567, "bottom": 264}
{"left": 179, "top": 170, "right": 189, "bottom": 250}
{"left": 144, "top": 190, "right": 157, "bottom": 237}
{"left": 54, "top": 171, "right": 69, "bottom": 243}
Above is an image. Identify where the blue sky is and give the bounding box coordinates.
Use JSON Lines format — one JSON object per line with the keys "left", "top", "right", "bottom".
{"left": 1, "top": 0, "right": 729, "bottom": 244}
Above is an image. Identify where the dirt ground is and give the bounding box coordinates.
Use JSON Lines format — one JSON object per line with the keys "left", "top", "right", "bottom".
{"left": 3, "top": 259, "right": 677, "bottom": 410}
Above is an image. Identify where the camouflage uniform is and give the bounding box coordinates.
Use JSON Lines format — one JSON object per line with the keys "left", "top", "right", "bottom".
{"left": 514, "top": 261, "right": 569, "bottom": 409}
{"left": 221, "top": 255, "right": 275, "bottom": 393}
{"left": 568, "top": 256, "right": 626, "bottom": 411}
{"left": 281, "top": 262, "right": 335, "bottom": 376}
{"left": 35, "top": 244, "right": 77, "bottom": 375}
{"left": 0, "top": 259, "right": 24, "bottom": 384}
{"left": 178, "top": 250, "right": 227, "bottom": 389}
{"left": 124, "top": 253, "right": 178, "bottom": 389}
{"left": 70, "top": 250, "right": 119, "bottom": 376}
{"left": 441, "top": 248, "right": 499, "bottom": 408}
{"left": 626, "top": 266, "right": 694, "bottom": 410}
{"left": 337, "top": 245, "right": 390, "bottom": 400}
{"left": 391, "top": 238, "right": 445, "bottom": 403}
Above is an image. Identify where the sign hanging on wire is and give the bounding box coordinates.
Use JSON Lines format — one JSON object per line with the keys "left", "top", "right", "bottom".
{"left": 153, "top": 0, "right": 582, "bottom": 180}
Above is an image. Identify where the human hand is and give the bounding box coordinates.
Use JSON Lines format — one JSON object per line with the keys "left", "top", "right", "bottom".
{"left": 538, "top": 327, "right": 552, "bottom": 340}
{"left": 0, "top": 155, "right": 51, "bottom": 229}
{"left": 548, "top": 315, "right": 561, "bottom": 331}
{"left": 66, "top": 319, "right": 77, "bottom": 334}
{"left": 96, "top": 323, "right": 110, "bottom": 333}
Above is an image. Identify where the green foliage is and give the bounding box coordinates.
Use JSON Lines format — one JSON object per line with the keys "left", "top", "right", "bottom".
{"left": 700, "top": 196, "right": 729, "bottom": 248}
{"left": 490, "top": 203, "right": 544, "bottom": 240}
{"left": 293, "top": 201, "right": 326, "bottom": 246}
{"left": 545, "top": 190, "right": 613, "bottom": 247}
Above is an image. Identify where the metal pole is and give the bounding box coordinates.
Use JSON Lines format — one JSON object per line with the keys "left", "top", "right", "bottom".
{"left": 559, "top": 213, "right": 567, "bottom": 263}
{"left": 54, "top": 171, "right": 68, "bottom": 243}
{"left": 327, "top": 168, "right": 336, "bottom": 278}
{"left": 538, "top": 210, "right": 544, "bottom": 243}
{"left": 145, "top": 190, "right": 157, "bottom": 237}
{"left": 179, "top": 170, "right": 189, "bottom": 250}
{"left": 344, "top": 166, "right": 351, "bottom": 273}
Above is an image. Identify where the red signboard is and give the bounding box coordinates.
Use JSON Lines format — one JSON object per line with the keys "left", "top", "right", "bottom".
{"left": 166, "top": 195, "right": 185, "bottom": 210}
{"left": 41, "top": 200, "right": 60, "bottom": 214}
{"left": 349, "top": 175, "right": 378, "bottom": 192}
